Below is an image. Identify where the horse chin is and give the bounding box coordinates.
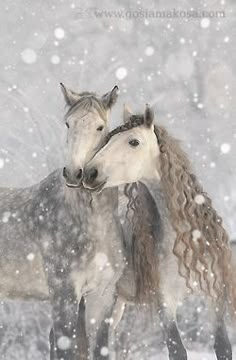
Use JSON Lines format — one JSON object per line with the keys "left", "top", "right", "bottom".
{"left": 84, "top": 180, "right": 107, "bottom": 193}
{"left": 65, "top": 182, "right": 82, "bottom": 189}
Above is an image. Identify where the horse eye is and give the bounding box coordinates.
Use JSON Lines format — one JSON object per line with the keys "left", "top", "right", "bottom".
{"left": 129, "top": 139, "right": 140, "bottom": 147}
{"left": 97, "top": 125, "right": 104, "bottom": 131}
{"left": 65, "top": 122, "right": 69, "bottom": 129}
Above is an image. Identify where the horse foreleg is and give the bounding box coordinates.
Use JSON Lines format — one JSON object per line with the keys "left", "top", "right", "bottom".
{"left": 93, "top": 317, "right": 110, "bottom": 360}
{"left": 49, "top": 281, "right": 82, "bottom": 360}
{"left": 166, "top": 320, "right": 187, "bottom": 360}
{"left": 49, "top": 327, "right": 55, "bottom": 360}
{"left": 86, "top": 289, "right": 117, "bottom": 360}
{"left": 159, "top": 310, "right": 187, "bottom": 360}
{"left": 77, "top": 297, "right": 89, "bottom": 360}
{"left": 214, "top": 319, "right": 232, "bottom": 360}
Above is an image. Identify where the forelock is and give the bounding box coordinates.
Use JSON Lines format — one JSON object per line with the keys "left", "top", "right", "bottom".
{"left": 106, "top": 115, "right": 145, "bottom": 143}
{"left": 65, "top": 93, "right": 107, "bottom": 121}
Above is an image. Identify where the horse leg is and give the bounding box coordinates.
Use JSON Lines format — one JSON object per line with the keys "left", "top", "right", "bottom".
{"left": 159, "top": 310, "right": 187, "bottom": 360}
{"left": 166, "top": 320, "right": 187, "bottom": 360}
{"left": 86, "top": 289, "right": 116, "bottom": 360}
{"left": 49, "top": 280, "right": 82, "bottom": 360}
{"left": 93, "top": 316, "right": 110, "bottom": 360}
{"left": 77, "top": 297, "right": 89, "bottom": 360}
{"left": 49, "top": 327, "right": 55, "bottom": 360}
{"left": 214, "top": 319, "right": 232, "bottom": 360}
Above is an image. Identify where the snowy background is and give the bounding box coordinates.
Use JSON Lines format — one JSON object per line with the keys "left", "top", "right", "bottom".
{"left": 0, "top": 0, "right": 236, "bottom": 359}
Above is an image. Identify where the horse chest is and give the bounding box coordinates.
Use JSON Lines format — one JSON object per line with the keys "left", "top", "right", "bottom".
{"left": 71, "top": 250, "right": 124, "bottom": 299}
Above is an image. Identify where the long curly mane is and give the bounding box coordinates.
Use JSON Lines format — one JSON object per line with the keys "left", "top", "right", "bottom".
{"left": 123, "top": 182, "right": 162, "bottom": 305}
{"left": 154, "top": 125, "right": 234, "bottom": 302}
{"left": 110, "top": 116, "right": 236, "bottom": 310}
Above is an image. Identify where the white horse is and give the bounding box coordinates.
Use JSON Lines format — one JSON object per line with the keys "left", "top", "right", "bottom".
{"left": 83, "top": 105, "right": 236, "bottom": 360}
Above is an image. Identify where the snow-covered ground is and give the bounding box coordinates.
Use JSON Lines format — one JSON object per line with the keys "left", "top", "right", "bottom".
{"left": 0, "top": 0, "right": 236, "bottom": 358}
{"left": 151, "top": 347, "right": 236, "bottom": 360}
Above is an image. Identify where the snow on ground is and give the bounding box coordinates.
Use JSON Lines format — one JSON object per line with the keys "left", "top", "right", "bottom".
{"left": 150, "top": 347, "right": 236, "bottom": 360}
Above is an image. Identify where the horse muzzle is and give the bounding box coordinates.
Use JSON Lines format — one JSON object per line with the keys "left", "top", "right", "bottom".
{"left": 63, "top": 167, "right": 83, "bottom": 189}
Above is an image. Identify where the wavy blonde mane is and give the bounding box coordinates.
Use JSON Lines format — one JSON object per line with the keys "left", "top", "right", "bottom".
{"left": 154, "top": 125, "right": 235, "bottom": 302}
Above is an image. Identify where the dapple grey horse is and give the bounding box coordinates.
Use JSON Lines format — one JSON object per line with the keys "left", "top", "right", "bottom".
{"left": 0, "top": 84, "right": 126, "bottom": 360}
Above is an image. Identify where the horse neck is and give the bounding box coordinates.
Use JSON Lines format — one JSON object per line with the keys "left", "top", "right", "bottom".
{"left": 67, "top": 187, "right": 123, "bottom": 250}
{"left": 64, "top": 185, "right": 120, "bottom": 232}
{"left": 65, "top": 185, "right": 118, "bottom": 212}
{"left": 36, "top": 169, "right": 119, "bottom": 226}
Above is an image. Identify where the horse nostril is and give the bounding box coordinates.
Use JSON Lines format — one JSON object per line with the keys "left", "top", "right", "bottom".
{"left": 75, "top": 168, "right": 83, "bottom": 180}
{"left": 63, "top": 167, "right": 68, "bottom": 179}
{"left": 88, "top": 168, "right": 98, "bottom": 183}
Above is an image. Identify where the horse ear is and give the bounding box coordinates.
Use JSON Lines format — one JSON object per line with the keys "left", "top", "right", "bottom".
{"left": 123, "top": 103, "right": 133, "bottom": 123}
{"left": 101, "top": 85, "right": 119, "bottom": 109}
{"left": 60, "top": 83, "right": 81, "bottom": 106}
{"left": 144, "top": 104, "right": 154, "bottom": 127}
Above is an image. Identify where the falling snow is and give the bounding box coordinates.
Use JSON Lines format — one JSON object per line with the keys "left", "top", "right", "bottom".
{"left": 94, "top": 252, "right": 108, "bottom": 268}
{"left": 50, "top": 55, "right": 60, "bottom": 64}
{"left": 2, "top": 211, "right": 11, "bottom": 223}
{"left": 21, "top": 48, "right": 37, "bottom": 64}
{"left": 100, "top": 347, "right": 109, "bottom": 356}
{"left": 0, "top": 0, "right": 236, "bottom": 358}
{"left": 194, "top": 194, "right": 205, "bottom": 205}
{"left": 115, "top": 67, "right": 127, "bottom": 80}
{"left": 192, "top": 229, "right": 202, "bottom": 241}
{"left": 201, "top": 18, "right": 210, "bottom": 29}
{"left": 145, "top": 46, "right": 154, "bottom": 56}
{"left": 54, "top": 27, "right": 65, "bottom": 39}
{"left": 57, "top": 336, "right": 71, "bottom": 350}
{"left": 26, "top": 253, "right": 35, "bottom": 261}
{"left": 221, "top": 143, "right": 231, "bottom": 154}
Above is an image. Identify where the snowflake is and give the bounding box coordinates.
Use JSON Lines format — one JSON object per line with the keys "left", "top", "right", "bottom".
{"left": 57, "top": 336, "right": 71, "bottom": 350}
{"left": 145, "top": 46, "right": 154, "bottom": 56}
{"left": 194, "top": 194, "right": 205, "bottom": 205}
{"left": 192, "top": 229, "right": 202, "bottom": 241}
{"left": 115, "top": 67, "right": 127, "bottom": 80}
{"left": 94, "top": 253, "right": 108, "bottom": 268}
{"left": 221, "top": 143, "right": 231, "bottom": 154}
{"left": 51, "top": 55, "right": 60, "bottom": 64}
{"left": 100, "top": 347, "right": 109, "bottom": 356}
{"left": 201, "top": 18, "right": 210, "bottom": 29}
{"left": 27, "top": 253, "right": 35, "bottom": 261}
{"left": 54, "top": 27, "right": 65, "bottom": 39}
{"left": 21, "top": 48, "right": 37, "bottom": 64}
{"left": 197, "top": 103, "right": 204, "bottom": 109}
{"left": 2, "top": 211, "right": 11, "bottom": 223}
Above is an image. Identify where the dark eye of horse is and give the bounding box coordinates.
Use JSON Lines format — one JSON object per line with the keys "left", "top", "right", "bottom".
{"left": 129, "top": 139, "right": 140, "bottom": 147}
{"left": 65, "top": 122, "right": 69, "bottom": 129}
{"left": 97, "top": 126, "right": 104, "bottom": 131}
